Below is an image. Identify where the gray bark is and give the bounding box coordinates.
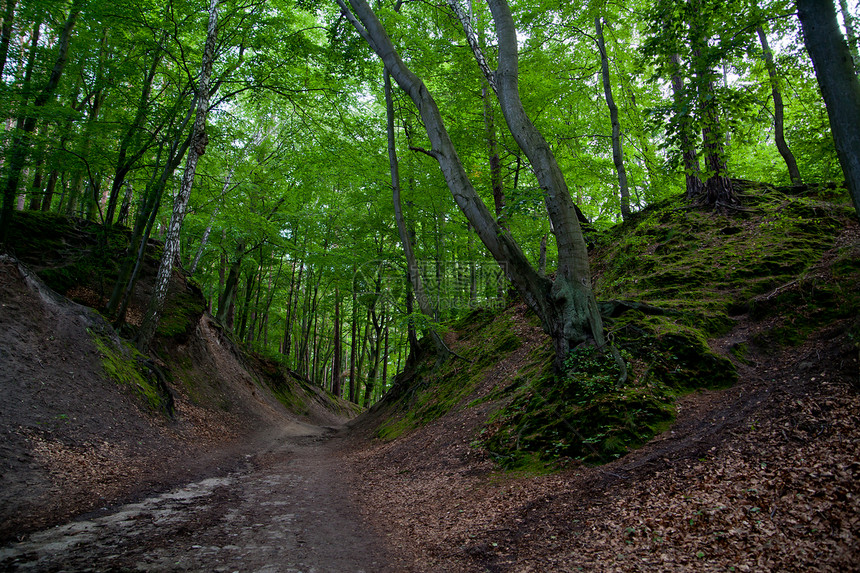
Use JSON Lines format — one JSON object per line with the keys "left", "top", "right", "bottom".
{"left": 798, "top": 0, "right": 860, "bottom": 219}
{"left": 137, "top": 0, "right": 218, "bottom": 351}
{"left": 757, "top": 25, "right": 802, "bottom": 185}
{"left": 446, "top": 0, "right": 496, "bottom": 93}
{"left": 837, "top": 0, "right": 860, "bottom": 74}
{"left": 338, "top": 0, "right": 605, "bottom": 364}
{"left": 486, "top": 0, "right": 605, "bottom": 357}
{"left": 595, "top": 16, "right": 631, "bottom": 220}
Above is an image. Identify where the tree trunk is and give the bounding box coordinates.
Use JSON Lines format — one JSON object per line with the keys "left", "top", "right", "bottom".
{"left": 116, "top": 180, "right": 133, "bottom": 226}
{"left": 757, "top": 25, "right": 802, "bottom": 185}
{"left": 349, "top": 283, "right": 358, "bottom": 403}
{"left": 238, "top": 267, "right": 256, "bottom": 341}
{"left": 40, "top": 169, "right": 58, "bottom": 212}
{"left": 798, "top": 0, "right": 860, "bottom": 219}
{"left": 385, "top": 68, "right": 449, "bottom": 358}
{"left": 217, "top": 240, "right": 246, "bottom": 325}
{"left": 539, "top": 233, "right": 547, "bottom": 276}
{"left": 692, "top": 45, "right": 736, "bottom": 207}
{"left": 483, "top": 84, "right": 506, "bottom": 227}
{"left": 27, "top": 156, "right": 44, "bottom": 211}
{"left": 670, "top": 53, "right": 704, "bottom": 199}
{"left": 339, "top": 0, "right": 605, "bottom": 366}
{"left": 486, "top": 0, "right": 606, "bottom": 359}
{"left": 107, "top": 135, "right": 185, "bottom": 318}
{"left": 256, "top": 255, "right": 283, "bottom": 344}
{"left": 595, "top": 16, "right": 631, "bottom": 220}
{"left": 282, "top": 258, "right": 301, "bottom": 360}
{"left": 114, "top": 188, "right": 162, "bottom": 325}
{"left": 702, "top": 120, "right": 734, "bottom": 205}
{"left": 837, "top": 0, "right": 860, "bottom": 74}
{"left": 137, "top": 0, "right": 218, "bottom": 352}
{"left": 0, "top": 0, "right": 80, "bottom": 246}
{"left": 362, "top": 307, "right": 383, "bottom": 407}
{"left": 332, "top": 288, "right": 342, "bottom": 399}
{"left": 189, "top": 170, "right": 233, "bottom": 276}
{"left": 0, "top": 0, "right": 17, "bottom": 78}
{"left": 20, "top": 19, "right": 44, "bottom": 212}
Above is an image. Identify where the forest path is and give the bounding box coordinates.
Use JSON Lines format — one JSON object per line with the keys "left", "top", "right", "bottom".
{"left": 0, "top": 425, "right": 393, "bottom": 572}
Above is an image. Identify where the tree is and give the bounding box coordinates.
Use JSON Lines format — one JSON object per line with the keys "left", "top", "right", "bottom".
{"left": 336, "top": 0, "right": 606, "bottom": 366}
{"left": 797, "top": 0, "right": 860, "bottom": 219}
{"left": 595, "top": 15, "right": 631, "bottom": 219}
{"left": 836, "top": 0, "right": 860, "bottom": 74}
{"left": 385, "top": 67, "right": 449, "bottom": 360}
{"left": 642, "top": 0, "right": 741, "bottom": 207}
{"left": 0, "top": 0, "right": 81, "bottom": 246}
{"left": 137, "top": 0, "right": 218, "bottom": 352}
{"left": 756, "top": 22, "right": 802, "bottom": 184}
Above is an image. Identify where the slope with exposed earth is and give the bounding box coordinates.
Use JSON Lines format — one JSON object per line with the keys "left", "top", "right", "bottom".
{"left": 0, "top": 213, "right": 359, "bottom": 544}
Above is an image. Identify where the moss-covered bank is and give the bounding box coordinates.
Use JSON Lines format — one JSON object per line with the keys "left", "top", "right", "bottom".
{"left": 373, "top": 181, "right": 859, "bottom": 470}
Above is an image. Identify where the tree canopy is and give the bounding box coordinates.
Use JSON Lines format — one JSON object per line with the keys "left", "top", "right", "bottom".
{"left": 0, "top": 0, "right": 857, "bottom": 402}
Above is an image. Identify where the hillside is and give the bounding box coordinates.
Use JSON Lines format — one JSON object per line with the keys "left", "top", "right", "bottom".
{"left": 0, "top": 214, "right": 359, "bottom": 542}
{"left": 345, "top": 181, "right": 860, "bottom": 571}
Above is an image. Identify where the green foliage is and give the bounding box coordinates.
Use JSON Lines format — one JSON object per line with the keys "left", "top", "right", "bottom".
{"left": 4, "top": 0, "right": 853, "bottom": 414}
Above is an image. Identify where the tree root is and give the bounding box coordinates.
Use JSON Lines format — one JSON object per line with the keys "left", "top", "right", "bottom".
{"left": 137, "top": 358, "right": 176, "bottom": 417}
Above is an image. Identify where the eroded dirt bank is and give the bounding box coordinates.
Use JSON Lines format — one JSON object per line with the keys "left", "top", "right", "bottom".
{"left": 0, "top": 426, "right": 395, "bottom": 572}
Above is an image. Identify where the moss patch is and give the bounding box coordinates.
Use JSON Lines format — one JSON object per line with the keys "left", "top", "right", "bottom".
{"left": 479, "top": 310, "right": 736, "bottom": 468}
{"left": 91, "top": 331, "right": 172, "bottom": 415}
{"left": 375, "top": 311, "right": 523, "bottom": 441}
{"left": 158, "top": 287, "right": 206, "bottom": 340}
{"left": 592, "top": 181, "right": 853, "bottom": 338}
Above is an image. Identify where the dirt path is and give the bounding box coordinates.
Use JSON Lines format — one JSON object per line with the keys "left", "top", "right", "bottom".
{"left": 0, "top": 425, "right": 393, "bottom": 572}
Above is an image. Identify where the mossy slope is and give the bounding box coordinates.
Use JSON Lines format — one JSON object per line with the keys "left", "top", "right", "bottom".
{"left": 369, "top": 182, "right": 859, "bottom": 469}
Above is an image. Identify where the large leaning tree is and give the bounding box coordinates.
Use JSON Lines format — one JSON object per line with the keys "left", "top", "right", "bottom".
{"left": 335, "top": 0, "right": 607, "bottom": 367}
{"left": 797, "top": 0, "right": 860, "bottom": 219}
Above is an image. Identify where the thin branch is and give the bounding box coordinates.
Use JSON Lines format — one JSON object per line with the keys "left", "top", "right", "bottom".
{"left": 446, "top": 0, "right": 497, "bottom": 94}
{"left": 408, "top": 145, "right": 440, "bottom": 159}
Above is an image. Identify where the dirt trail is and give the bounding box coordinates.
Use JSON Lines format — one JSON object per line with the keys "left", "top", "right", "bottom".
{"left": 0, "top": 425, "right": 394, "bottom": 572}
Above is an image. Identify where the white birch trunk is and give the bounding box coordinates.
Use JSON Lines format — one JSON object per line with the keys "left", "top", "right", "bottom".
{"left": 136, "top": 0, "right": 218, "bottom": 351}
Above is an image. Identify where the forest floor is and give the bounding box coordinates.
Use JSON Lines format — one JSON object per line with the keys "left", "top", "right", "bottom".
{"left": 346, "top": 312, "right": 860, "bottom": 572}
{"left": 1, "top": 200, "right": 858, "bottom": 571}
